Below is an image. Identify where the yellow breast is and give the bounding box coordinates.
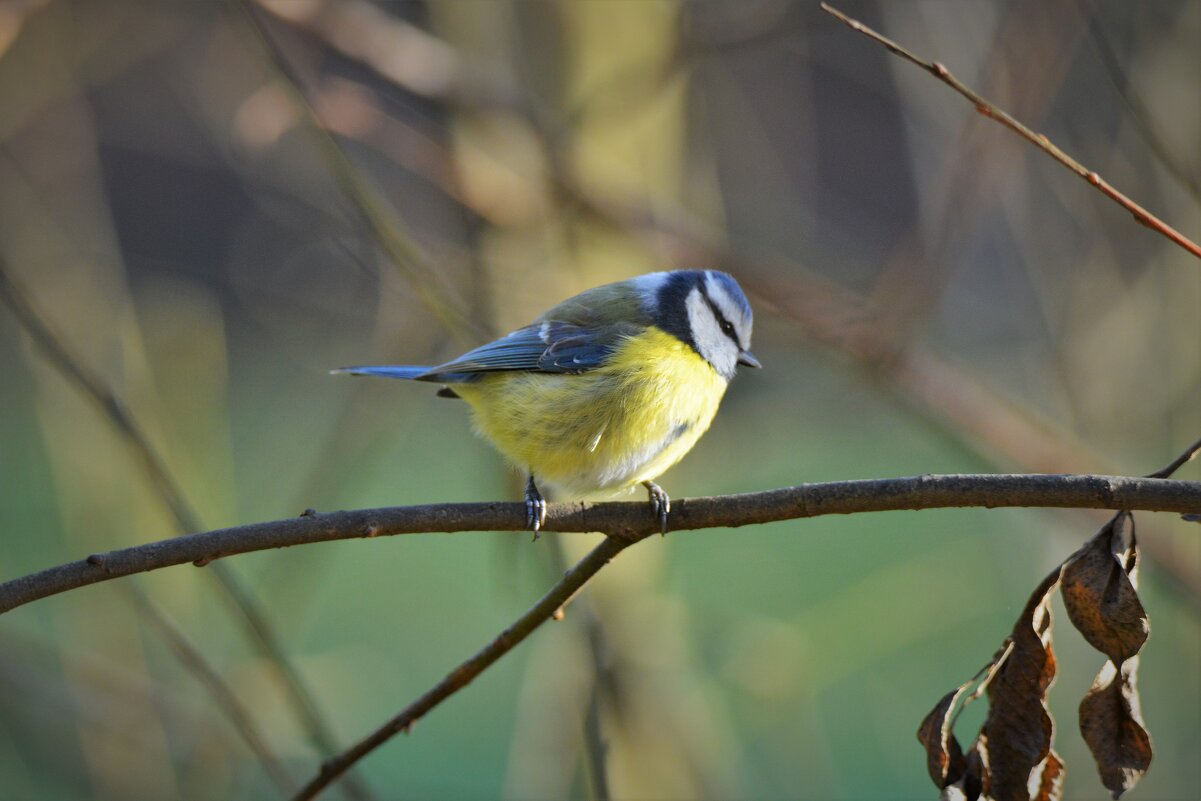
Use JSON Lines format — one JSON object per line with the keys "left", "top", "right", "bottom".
{"left": 451, "top": 327, "right": 728, "bottom": 499}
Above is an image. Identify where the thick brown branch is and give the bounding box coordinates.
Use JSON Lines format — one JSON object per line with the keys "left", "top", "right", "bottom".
{"left": 2, "top": 474, "right": 1198, "bottom": 616}
{"left": 820, "top": 3, "right": 1201, "bottom": 261}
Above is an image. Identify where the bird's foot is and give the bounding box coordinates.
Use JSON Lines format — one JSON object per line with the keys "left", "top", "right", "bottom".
{"left": 643, "top": 480, "right": 670, "bottom": 535}
{"left": 525, "top": 476, "right": 547, "bottom": 539}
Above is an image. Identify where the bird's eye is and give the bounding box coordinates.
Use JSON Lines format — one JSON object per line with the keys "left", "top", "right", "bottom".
{"left": 720, "top": 320, "right": 735, "bottom": 337}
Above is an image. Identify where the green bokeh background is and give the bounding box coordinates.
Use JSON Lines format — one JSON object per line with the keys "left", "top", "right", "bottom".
{"left": 1, "top": 1, "right": 1198, "bottom": 799}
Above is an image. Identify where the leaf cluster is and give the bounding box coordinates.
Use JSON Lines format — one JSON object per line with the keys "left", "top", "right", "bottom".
{"left": 918, "top": 511, "right": 1152, "bottom": 800}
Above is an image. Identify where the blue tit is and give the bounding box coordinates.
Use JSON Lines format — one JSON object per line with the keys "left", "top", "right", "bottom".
{"left": 335, "top": 269, "right": 760, "bottom": 533}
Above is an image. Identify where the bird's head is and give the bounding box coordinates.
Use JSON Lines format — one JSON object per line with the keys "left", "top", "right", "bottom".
{"left": 635, "top": 269, "right": 760, "bottom": 380}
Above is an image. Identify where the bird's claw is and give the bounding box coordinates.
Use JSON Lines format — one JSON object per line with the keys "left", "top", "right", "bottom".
{"left": 526, "top": 497, "right": 547, "bottom": 536}
{"left": 643, "top": 481, "right": 670, "bottom": 534}
{"left": 524, "top": 476, "right": 547, "bottom": 539}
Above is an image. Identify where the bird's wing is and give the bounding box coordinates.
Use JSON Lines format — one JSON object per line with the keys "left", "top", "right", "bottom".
{"left": 419, "top": 321, "right": 640, "bottom": 379}
{"left": 332, "top": 365, "right": 429, "bottom": 380}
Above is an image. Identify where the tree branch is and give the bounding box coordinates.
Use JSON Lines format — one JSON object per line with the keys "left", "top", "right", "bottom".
{"left": 1148, "top": 434, "right": 1201, "bottom": 480}
{"left": 292, "top": 535, "right": 629, "bottom": 800}
{"left": 287, "top": 436, "right": 1201, "bottom": 799}
{"left": 2, "top": 474, "right": 1198, "bottom": 617}
{"left": 289, "top": 468, "right": 1201, "bottom": 800}
{"left": 820, "top": 3, "right": 1201, "bottom": 262}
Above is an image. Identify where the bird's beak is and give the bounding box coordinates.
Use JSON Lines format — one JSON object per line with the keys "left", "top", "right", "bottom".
{"left": 737, "top": 350, "right": 762, "bottom": 368}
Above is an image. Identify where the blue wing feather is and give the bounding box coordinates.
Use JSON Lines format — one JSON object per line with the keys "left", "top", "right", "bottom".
{"left": 332, "top": 365, "right": 433, "bottom": 380}
{"left": 335, "top": 322, "right": 636, "bottom": 384}
{"left": 419, "top": 322, "right": 630, "bottom": 379}
{"left": 425, "top": 326, "right": 550, "bottom": 374}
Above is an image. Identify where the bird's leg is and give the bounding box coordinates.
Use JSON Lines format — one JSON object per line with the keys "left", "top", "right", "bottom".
{"left": 642, "top": 480, "right": 670, "bottom": 534}
{"left": 524, "top": 475, "right": 547, "bottom": 538}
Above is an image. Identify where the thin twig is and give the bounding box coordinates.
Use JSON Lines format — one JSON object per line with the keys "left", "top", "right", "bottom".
{"left": 229, "top": 0, "right": 485, "bottom": 343}
{"left": 820, "top": 3, "right": 1201, "bottom": 261}
{"left": 2, "top": 473, "right": 1199, "bottom": 616}
{"left": 0, "top": 261, "right": 365, "bottom": 798}
{"left": 291, "top": 536, "right": 630, "bottom": 801}
{"left": 1081, "top": 1, "right": 1201, "bottom": 202}
{"left": 1147, "top": 434, "right": 1201, "bottom": 480}
{"left": 123, "top": 584, "right": 296, "bottom": 794}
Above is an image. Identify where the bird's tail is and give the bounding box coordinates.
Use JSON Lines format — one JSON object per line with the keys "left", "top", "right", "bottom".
{"left": 330, "top": 365, "right": 432, "bottom": 380}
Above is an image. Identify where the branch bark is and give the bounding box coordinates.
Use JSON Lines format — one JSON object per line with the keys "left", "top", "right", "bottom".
{"left": 2, "top": 474, "right": 1198, "bottom": 616}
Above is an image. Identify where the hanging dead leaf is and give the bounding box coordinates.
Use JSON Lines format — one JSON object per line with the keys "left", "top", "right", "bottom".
{"left": 1079, "top": 658, "right": 1152, "bottom": 799}
{"left": 939, "top": 743, "right": 983, "bottom": 801}
{"left": 918, "top": 685, "right": 969, "bottom": 788}
{"left": 977, "top": 566, "right": 1063, "bottom": 801}
{"left": 939, "top": 785, "right": 972, "bottom": 801}
{"left": 1061, "top": 512, "right": 1148, "bottom": 664}
{"left": 1060, "top": 510, "right": 1153, "bottom": 797}
{"left": 915, "top": 501, "right": 1165, "bottom": 799}
{"left": 1030, "top": 750, "right": 1064, "bottom": 801}
{"left": 919, "top": 643, "right": 1013, "bottom": 794}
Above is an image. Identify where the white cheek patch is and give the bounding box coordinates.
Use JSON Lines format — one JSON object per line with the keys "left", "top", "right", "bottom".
{"left": 685, "top": 288, "right": 738, "bottom": 379}
{"left": 704, "top": 273, "right": 751, "bottom": 348}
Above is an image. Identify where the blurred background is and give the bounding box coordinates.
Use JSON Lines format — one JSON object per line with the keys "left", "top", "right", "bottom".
{"left": 1, "top": 0, "right": 1198, "bottom": 798}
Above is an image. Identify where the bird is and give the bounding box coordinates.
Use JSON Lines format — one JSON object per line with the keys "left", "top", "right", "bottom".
{"left": 334, "top": 269, "right": 760, "bottom": 534}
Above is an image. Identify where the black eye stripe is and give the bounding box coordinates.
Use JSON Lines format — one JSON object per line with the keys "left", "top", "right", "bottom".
{"left": 699, "top": 283, "right": 740, "bottom": 345}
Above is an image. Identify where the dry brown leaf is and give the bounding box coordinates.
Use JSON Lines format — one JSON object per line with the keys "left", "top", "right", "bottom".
{"left": 920, "top": 644, "right": 1013, "bottom": 795}
{"left": 977, "top": 567, "right": 1064, "bottom": 801}
{"left": 1079, "top": 658, "right": 1152, "bottom": 799}
{"left": 920, "top": 568, "right": 1064, "bottom": 801}
{"left": 940, "top": 744, "right": 983, "bottom": 801}
{"left": 1061, "top": 510, "right": 1152, "bottom": 797}
{"left": 1061, "top": 512, "right": 1148, "bottom": 664}
{"left": 919, "top": 509, "right": 1159, "bottom": 801}
{"left": 918, "top": 685, "right": 969, "bottom": 788}
{"left": 1030, "top": 750, "right": 1064, "bottom": 801}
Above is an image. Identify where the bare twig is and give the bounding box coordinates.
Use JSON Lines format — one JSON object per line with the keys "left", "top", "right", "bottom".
{"left": 2, "top": 473, "right": 1199, "bottom": 616}
{"left": 1081, "top": 2, "right": 1201, "bottom": 202}
{"left": 123, "top": 584, "right": 296, "bottom": 794}
{"left": 820, "top": 3, "right": 1201, "bottom": 261}
{"left": 230, "top": 0, "right": 485, "bottom": 343}
{"left": 0, "top": 261, "right": 364, "bottom": 797}
{"left": 291, "top": 535, "right": 629, "bottom": 800}
{"left": 1147, "top": 434, "right": 1201, "bottom": 480}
